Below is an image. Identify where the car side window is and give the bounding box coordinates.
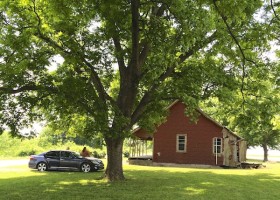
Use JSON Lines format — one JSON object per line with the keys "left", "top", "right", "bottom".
{"left": 45, "top": 151, "right": 60, "bottom": 159}
{"left": 61, "top": 151, "right": 73, "bottom": 159}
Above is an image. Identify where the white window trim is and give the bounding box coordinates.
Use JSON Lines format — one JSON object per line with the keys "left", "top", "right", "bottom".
{"left": 176, "top": 134, "right": 187, "bottom": 153}
{"left": 213, "top": 137, "right": 222, "bottom": 155}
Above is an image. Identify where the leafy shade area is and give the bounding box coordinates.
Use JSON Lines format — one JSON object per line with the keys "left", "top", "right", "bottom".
{"left": 0, "top": 162, "right": 280, "bottom": 200}
{"left": 0, "top": 131, "right": 106, "bottom": 158}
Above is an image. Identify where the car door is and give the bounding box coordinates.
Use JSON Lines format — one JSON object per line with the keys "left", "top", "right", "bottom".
{"left": 44, "top": 151, "right": 60, "bottom": 168}
{"left": 60, "top": 151, "right": 80, "bottom": 169}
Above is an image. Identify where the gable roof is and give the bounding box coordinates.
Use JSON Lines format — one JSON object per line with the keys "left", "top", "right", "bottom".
{"left": 133, "top": 100, "right": 242, "bottom": 140}
{"left": 167, "top": 100, "right": 242, "bottom": 139}
{"left": 196, "top": 108, "right": 242, "bottom": 140}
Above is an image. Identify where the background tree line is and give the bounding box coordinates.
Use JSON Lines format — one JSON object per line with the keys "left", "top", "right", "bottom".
{"left": 0, "top": 129, "right": 107, "bottom": 158}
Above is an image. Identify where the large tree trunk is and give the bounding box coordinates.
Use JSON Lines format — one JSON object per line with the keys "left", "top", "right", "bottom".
{"left": 262, "top": 144, "right": 268, "bottom": 162}
{"left": 105, "top": 137, "right": 125, "bottom": 181}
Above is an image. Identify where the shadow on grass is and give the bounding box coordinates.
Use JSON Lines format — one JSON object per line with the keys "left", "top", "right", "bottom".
{"left": 0, "top": 165, "right": 280, "bottom": 200}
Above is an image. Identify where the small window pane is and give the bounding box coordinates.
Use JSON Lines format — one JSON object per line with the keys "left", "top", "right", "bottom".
{"left": 178, "top": 143, "right": 185, "bottom": 151}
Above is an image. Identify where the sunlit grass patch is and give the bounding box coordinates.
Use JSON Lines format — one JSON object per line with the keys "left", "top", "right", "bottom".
{"left": 0, "top": 165, "right": 45, "bottom": 179}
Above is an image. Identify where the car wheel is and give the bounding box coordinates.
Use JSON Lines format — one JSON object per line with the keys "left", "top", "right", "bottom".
{"left": 81, "top": 163, "right": 91, "bottom": 173}
{"left": 37, "top": 162, "right": 48, "bottom": 172}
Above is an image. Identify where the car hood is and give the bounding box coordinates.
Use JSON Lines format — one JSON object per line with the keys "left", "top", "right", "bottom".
{"left": 85, "top": 157, "right": 101, "bottom": 161}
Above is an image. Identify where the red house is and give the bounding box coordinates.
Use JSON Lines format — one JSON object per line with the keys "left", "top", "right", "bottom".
{"left": 132, "top": 101, "right": 246, "bottom": 167}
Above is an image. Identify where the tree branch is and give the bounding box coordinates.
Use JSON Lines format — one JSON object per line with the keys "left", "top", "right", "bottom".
{"left": 113, "top": 37, "right": 126, "bottom": 75}
{"left": 31, "top": 0, "right": 71, "bottom": 55}
{"left": 139, "top": 42, "right": 150, "bottom": 68}
{"left": 130, "top": 32, "right": 217, "bottom": 125}
{"left": 271, "top": 0, "right": 280, "bottom": 21}
{"left": 130, "top": 0, "right": 140, "bottom": 73}
{"left": 213, "top": 0, "right": 247, "bottom": 110}
{"left": 82, "top": 59, "right": 116, "bottom": 105}
{"left": 137, "top": 3, "right": 166, "bottom": 69}
{"left": 30, "top": 0, "right": 115, "bottom": 106}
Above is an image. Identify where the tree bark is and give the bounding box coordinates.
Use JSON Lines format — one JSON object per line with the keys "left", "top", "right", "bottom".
{"left": 105, "top": 137, "right": 125, "bottom": 181}
{"left": 262, "top": 144, "right": 268, "bottom": 162}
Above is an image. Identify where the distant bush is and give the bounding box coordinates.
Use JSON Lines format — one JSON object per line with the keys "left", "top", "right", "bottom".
{"left": 92, "top": 150, "right": 106, "bottom": 158}
{"left": 18, "top": 150, "right": 37, "bottom": 157}
{"left": 123, "top": 151, "right": 130, "bottom": 158}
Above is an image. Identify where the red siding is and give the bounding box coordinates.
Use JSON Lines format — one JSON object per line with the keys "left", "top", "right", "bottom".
{"left": 152, "top": 102, "right": 224, "bottom": 166}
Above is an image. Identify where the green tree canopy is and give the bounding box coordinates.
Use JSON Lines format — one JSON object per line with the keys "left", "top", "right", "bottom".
{"left": 201, "top": 1, "right": 280, "bottom": 162}
{"left": 0, "top": 0, "right": 271, "bottom": 181}
{"left": 202, "top": 62, "right": 280, "bottom": 162}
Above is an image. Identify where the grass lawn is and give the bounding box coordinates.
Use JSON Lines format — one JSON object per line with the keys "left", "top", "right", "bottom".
{"left": 0, "top": 160, "right": 279, "bottom": 200}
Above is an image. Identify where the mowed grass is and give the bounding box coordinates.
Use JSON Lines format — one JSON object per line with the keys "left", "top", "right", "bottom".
{"left": 0, "top": 160, "right": 280, "bottom": 200}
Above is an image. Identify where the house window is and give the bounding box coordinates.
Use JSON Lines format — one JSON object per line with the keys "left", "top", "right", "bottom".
{"left": 213, "top": 137, "right": 222, "bottom": 154}
{"left": 176, "top": 134, "right": 187, "bottom": 153}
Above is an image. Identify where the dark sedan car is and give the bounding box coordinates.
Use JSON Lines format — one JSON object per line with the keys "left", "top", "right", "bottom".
{"left": 28, "top": 150, "right": 104, "bottom": 172}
